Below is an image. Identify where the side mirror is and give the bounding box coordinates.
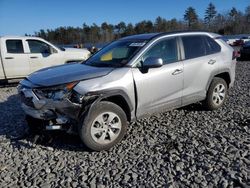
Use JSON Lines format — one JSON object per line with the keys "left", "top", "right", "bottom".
{"left": 143, "top": 57, "right": 163, "bottom": 68}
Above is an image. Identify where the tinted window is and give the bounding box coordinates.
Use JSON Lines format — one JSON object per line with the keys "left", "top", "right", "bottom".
{"left": 182, "top": 35, "right": 206, "bottom": 59}
{"left": 27, "top": 40, "right": 51, "bottom": 53}
{"left": 204, "top": 36, "right": 221, "bottom": 54}
{"left": 6, "top": 40, "right": 24, "bottom": 53}
{"left": 143, "top": 38, "right": 178, "bottom": 64}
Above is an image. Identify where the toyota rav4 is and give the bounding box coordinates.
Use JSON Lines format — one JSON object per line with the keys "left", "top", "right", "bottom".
{"left": 18, "top": 31, "right": 236, "bottom": 151}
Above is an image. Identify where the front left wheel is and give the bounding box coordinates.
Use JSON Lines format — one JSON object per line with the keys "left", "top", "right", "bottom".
{"left": 79, "top": 101, "right": 128, "bottom": 151}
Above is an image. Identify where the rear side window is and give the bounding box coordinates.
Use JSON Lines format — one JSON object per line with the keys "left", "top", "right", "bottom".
{"left": 204, "top": 36, "right": 221, "bottom": 54}
{"left": 6, "top": 40, "right": 24, "bottom": 53}
{"left": 182, "top": 36, "right": 206, "bottom": 59}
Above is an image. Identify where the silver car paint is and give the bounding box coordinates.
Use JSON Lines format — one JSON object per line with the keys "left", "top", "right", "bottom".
{"left": 20, "top": 31, "right": 236, "bottom": 123}
{"left": 131, "top": 61, "right": 183, "bottom": 117}
{"left": 76, "top": 32, "right": 235, "bottom": 118}
{"left": 181, "top": 53, "right": 219, "bottom": 105}
{"left": 74, "top": 67, "right": 137, "bottom": 119}
{"left": 216, "top": 38, "right": 236, "bottom": 87}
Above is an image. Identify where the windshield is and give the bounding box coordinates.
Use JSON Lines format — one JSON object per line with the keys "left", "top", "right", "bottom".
{"left": 84, "top": 40, "right": 147, "bottom": 67}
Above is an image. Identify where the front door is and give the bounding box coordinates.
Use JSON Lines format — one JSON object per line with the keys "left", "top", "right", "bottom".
{"left": 132, "top": 37, "right": 184, "bottom": 117}
{"left": 26, "top": 39, "right": 61, "bottom": 74}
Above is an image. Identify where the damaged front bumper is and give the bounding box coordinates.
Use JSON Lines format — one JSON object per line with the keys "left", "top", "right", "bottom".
{"left": 18, "top": 85, "right": 83, "bottom": 131}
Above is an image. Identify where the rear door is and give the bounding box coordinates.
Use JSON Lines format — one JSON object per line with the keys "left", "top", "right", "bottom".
{"left": 26, "top": 39, "right": 62, "bottom": 74}
{"left": 1, "top": 39, "right": 30, "bottom": 78}
{"left": 132, "top": 37, "right": 184, "bottom": 117}
{"left": 181, "top": 35, "right": 221, "bottom": 105}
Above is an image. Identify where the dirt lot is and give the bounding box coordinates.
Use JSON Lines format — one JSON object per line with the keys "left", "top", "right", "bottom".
{"left": 0, "top": 61, "right": 249, "bottom": 187}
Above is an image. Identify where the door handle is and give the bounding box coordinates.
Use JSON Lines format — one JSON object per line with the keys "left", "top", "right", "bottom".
{"left": 30, "top": 56, "right": 38, "bottom": 59}
{"left": 208, "top": 59, "right": 216, "bottom": 65}
{"left": 5, "top": 57, "right": 14, "bottom": 59}
{"left": 172, "top": 69, "right": 183, "bottom": 75}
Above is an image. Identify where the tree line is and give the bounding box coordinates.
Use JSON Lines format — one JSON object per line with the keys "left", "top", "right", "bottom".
{"left": 30, "top": 3, "right": 250, "bottom": 45}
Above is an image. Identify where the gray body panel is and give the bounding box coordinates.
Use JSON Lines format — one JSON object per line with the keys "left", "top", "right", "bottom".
{"left": 74, "top": 67, "right": 136, "bottom": 120}
{"left": 181, "top": 53, "right": 219, "bottom": 105}
{"left": 26, "top": 63, "right": 114, "bottom": 87}
{"left": 19, "top": 31, "right": 236, "bottom": 125}
{"left": 131, "top": 62, "right": 183, "bottom": 117}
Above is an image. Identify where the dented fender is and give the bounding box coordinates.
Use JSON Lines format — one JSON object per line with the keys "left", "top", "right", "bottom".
{"left": 77, "top": 89, "right": 135, "bottom": 121}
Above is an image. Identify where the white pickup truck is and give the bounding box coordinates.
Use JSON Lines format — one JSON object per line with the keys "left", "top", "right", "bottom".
{"left": 0, "top": 36, "right": 90, "bottom": 81}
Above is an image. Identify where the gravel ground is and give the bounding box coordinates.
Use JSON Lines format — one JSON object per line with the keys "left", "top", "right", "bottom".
{"left": 0, "top": 61, "right": 249, "bottom": 188}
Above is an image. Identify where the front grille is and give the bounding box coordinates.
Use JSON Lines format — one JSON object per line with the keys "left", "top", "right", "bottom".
{"left": 20, "top": 92, "right": 35, "bottom": 108}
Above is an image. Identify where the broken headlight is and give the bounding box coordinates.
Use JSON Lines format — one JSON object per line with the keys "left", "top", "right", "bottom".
{"left": 33, "top": 82, "right": 79, "bottom": 100}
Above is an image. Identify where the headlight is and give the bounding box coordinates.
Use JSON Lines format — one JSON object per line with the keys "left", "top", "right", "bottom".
{"left": 33, "top": 82, "right": 78, "bottom": 100}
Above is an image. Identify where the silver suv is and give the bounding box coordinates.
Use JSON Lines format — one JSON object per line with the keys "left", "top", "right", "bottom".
{"left": 18, "top": 31, "right": 236, "bottom": 151}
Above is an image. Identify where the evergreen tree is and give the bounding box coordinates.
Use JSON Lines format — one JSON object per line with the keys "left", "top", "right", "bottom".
{"left": 204, "top": 3, "right": 217, "bottom": 26}
{"left": 32, "top": 4, "right": 250, "bottom": 45}
{"left": 154, "top": 16, "right": 168, "bottom": 32}
{"left": 229, "top": 7, "right": 238, "bottom": 21}
{"left": 246, "top": 5, "right": 250, "bottom": 23}
{"left": 184, "top": 7, "right": 198, "bottom": 28}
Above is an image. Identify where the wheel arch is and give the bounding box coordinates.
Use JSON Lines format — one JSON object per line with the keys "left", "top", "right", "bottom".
{"left": 206, "top": 70, "right": 231, "bottom": 91}
{"left": 84, "top": 90, "right": 134, "bottom": 122}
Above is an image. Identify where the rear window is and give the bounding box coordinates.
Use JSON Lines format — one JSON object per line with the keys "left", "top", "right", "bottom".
{"left": 204, "top": 36, "right": 221, "bottom": 54}
{"left": 6, "top": 40, "right": 24, "bottom": 53}
{"left": 182, "top": 35, "right": 221, "bottom": 59}
{"left": 182, "top": 35, "right": 206, "bottom": 59}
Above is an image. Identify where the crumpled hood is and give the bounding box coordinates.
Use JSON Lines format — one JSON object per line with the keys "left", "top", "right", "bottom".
{"left": 26, "top": 63, "right": 114, "bottom": 87}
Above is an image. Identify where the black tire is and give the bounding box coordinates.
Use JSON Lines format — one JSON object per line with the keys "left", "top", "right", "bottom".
{"left": 204, "top": 77, "right": 228, "bottom": 110}
{"left": 79, "top": 101, "right": 128, "bottom": 151}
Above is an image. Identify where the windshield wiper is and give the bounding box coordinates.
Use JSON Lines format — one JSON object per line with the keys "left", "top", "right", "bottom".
{"left": 85, "top": 62, "right": 115, "bottom": 67}
{"left": 86, "top": 61, "right": 126, "bottom": 68}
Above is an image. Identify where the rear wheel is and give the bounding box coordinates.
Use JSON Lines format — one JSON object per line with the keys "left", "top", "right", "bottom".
{"left": 79, "top": 101, "right": 127, "bottom": 151}
{"left": 204, "top": 77, "right": 228, "bottom": 110}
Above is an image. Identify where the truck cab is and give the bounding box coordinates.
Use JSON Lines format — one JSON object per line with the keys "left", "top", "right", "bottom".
{"left": 0, "top": 36, "right": 90, "bottom": 80}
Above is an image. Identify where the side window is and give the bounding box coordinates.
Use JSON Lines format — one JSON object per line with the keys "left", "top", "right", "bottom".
{"left": 6, "top": 40, "right": 24, "bottom": 53}
{"left": 27, "top": 40, "right": 52, "bottom": 54}
{"left": 182, "top": 35, "right": 206, "bottom": 59}
{"left": 142, "top": 38, "right": 178, "bottom": 64}
{"left": 204, "top": 36, "right": 221, "bottom": 55}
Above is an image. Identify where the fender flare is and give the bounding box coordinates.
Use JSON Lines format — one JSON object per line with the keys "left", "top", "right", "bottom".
{"left": 79, "top": 89, "right": 134, "bottom": 121}
{"left": 206, "top": 68, "right": 231, "bottom": 91}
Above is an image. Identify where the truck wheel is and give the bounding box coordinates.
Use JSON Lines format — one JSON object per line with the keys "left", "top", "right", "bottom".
{"left": 204, "top": 77, "right": 228, "bottom": 110}
{"left": 79, "top": 101, "right": 127, "bottom": 151}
